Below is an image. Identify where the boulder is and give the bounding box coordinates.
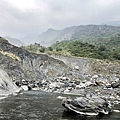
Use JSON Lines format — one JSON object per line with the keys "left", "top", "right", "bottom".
{"left": 62, "top": 94, "right": 111, "bottom": 116}
{"left": 49, "top": 82, "right": 60, "bottom": 89}
{"left": 111, "top": 80, "right": 120, "bottom": 88}
{"left": 21, "top": 85, "right": 29, "bottom": 91}
{"left": 74, "top": 66, "right": 79, "bottom": 70}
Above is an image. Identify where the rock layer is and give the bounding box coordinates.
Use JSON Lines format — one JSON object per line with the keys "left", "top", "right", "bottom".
{"left": 0, "top": 69, "right": 21, "bottom": 98}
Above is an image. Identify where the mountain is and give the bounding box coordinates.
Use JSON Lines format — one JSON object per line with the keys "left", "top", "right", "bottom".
{"left": 5, "top": 36, "right": 25, "bottom": 47}
{"left": 38, "top": 28, "right": 61, "bottom": 46}
{"left": 38, "top": 25, "right": 120, "bottom": 46}
{"left": 20, "top": 34, "right": 39, "bottom": 45}
{"left": 38, "top": 27, "right": 78, "bottom": 46}
{"left": 104, "top": 21, "right": 120, "bottom": 26}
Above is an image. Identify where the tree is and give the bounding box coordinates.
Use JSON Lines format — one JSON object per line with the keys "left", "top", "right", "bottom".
{"left": 113, "top": 49, "right": 120, "bottom": 60}
{"left": 56, "top": 47, "right": 62, "bottom": 52}
{"left": 48, "top": 47, "right": 53, "bottom": 51}
{"left": 39, "top": 47, "right": 45, "bottom": 53}
{"left": 98, "top": 45, "right": 106, "bottom": 51}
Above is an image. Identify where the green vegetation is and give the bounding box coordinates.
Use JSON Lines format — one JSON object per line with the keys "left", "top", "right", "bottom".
{"left": 22, "top": 43, "right": 46, "bottom": 54}
{"left": 50, "top": 39, "right": 120, "bottom": 60}
{"left": 39, "top": 25, "right": 120, "bottom": 46}
{"left": 52, "top": 34, "right": 120, "bottom": 60}
{"left": 22, "top": 39, "right": 120, "bottom": 61}
{"left": 22, "top": 31, "right": 120, "bottom": 61}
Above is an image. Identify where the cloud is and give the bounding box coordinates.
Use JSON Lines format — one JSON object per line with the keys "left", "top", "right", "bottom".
{"left": 0, "top": 0, "right": 120, "bottom": 40}
{"left": 0, "top": 0, "right": 49, "bottom": 37}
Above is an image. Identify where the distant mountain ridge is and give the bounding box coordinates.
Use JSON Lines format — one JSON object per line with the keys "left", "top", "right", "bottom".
{"left": 38, "top": 25, "right": 120, "bottom": 46}
{"left": 5, "top": 36, "right": 25, "bottom": 47}
{"left": 104, "top": 21, "right": 120, "bottom": 26}
{"left": 19, "top": 34, "right": 39, "bottom": 45}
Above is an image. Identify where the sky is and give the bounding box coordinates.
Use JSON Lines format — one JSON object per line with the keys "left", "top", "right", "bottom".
{"left": 0, "top": 0, "right": 120, "bottom": 42}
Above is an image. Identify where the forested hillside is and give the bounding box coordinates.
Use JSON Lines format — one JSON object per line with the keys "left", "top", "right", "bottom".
{"left": 51, "top": 40, "right": 120, "bottom": 60}
{"left": 38, "top": 25, "right": 120, "bottom": 46}
{"left": 24, "top": 25, "right": 120, "bottom": 61}
{"left": 22, "top": 39, "right": 120, "bottom": 60}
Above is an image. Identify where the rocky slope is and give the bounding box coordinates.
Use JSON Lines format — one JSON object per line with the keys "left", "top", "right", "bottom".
{"left": 1, "top": 36, "right": 120, "bottom": 116}
{"left": 0, "top": 37, "right": 120, "bottom": 107}
{"left": 51, "top": 55, "right": 120, "bottom": 76}
{"left": 0, "top": 37, "right": 68, "bottom": 87}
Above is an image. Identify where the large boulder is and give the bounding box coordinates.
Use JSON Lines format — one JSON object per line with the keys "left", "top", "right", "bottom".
{"left": 0, "top": 69, "right": 21, "bottom": 98}
{"left": 62, "top": 94, "right": 111, "bottom": 116}
{"left": 111, "top": 80, "right": 120, "bottom": 88}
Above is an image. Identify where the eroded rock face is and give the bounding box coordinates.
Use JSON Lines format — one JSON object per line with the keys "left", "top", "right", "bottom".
{"left": 0, "top": 69, "right": 21, "bottom": 98}
{"left": 0, "top": 38, "right": 68, "bottom": 84}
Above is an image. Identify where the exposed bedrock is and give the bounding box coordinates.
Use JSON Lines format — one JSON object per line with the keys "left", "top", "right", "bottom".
{"left": 0, "top": 69, "right": 21, "bottom": 98}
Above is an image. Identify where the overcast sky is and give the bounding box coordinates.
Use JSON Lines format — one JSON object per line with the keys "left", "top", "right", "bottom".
{"left": 0, "top": 0, "right": 120, "bottom": 40}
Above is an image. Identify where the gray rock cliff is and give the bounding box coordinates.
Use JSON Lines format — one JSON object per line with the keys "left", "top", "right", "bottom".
{"left": 0, "top": 69, "right": 20, "bottom": 98}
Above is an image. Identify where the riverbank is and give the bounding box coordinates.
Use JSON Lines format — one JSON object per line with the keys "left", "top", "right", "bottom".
{"left": 0, "top": 38, "right": 120, "bottom": 114}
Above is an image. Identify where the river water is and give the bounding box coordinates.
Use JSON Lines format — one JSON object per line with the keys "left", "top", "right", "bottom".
{"left": 0, "top": 90, "right": 120, "bottom": 120}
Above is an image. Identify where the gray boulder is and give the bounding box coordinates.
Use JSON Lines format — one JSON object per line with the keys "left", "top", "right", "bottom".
{"left": 62, "top": 94, "right": 111, "bottom": 116}
{"left": 111, "top": 80, "right": 120, "bottom": 88}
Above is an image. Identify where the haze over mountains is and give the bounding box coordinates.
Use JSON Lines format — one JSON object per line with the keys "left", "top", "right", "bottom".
{"left": 5, "top": 34, "right": 39, "bottom": 46}
{"left": 3, "top": 21, "right": 120, "bottom": 47}
{"left": 5, "top": 36, "right": 25, "bottom": 47}
{"left": 38, "top": 24, "right": 120, "bottom": 46}
{"left": 104, "top": 21, "right": 120, "bottom": 26}
{"left": 19, "top": 34, "right": 39, "bottom": 45}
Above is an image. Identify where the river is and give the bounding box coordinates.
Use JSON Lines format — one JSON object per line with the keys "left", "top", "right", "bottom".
{"left": 0, "top": 90, "right": 120, "bottom": 120}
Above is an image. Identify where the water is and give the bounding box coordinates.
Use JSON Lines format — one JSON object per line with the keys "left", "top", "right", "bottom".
{"left": 0, "top": 90, "right": 120, "bottom": 120}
